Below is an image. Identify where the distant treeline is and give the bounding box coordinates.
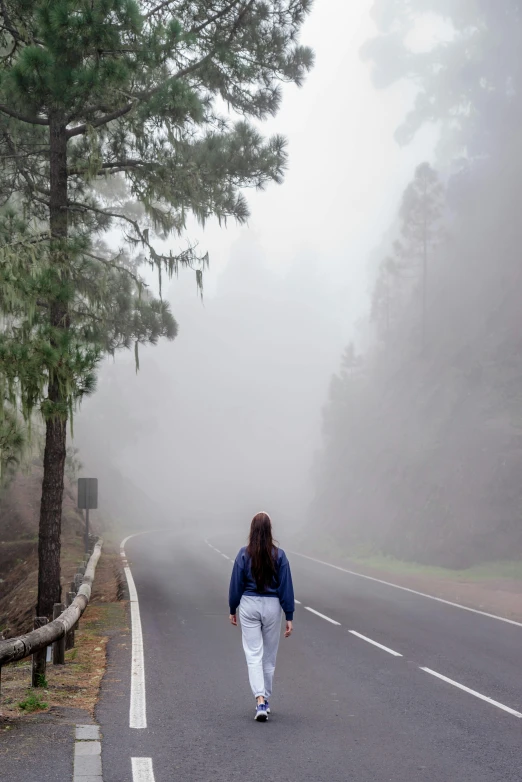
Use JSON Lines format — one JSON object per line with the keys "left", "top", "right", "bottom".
{"left": 310, "top": 1, "right": 522, "bottom": 567}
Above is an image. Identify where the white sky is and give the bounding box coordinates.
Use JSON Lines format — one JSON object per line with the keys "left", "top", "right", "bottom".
{"left": 149, "top": 0, "right": 441, "bottom": 334}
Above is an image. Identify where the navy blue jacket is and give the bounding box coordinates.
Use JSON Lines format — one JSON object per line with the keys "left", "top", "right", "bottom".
{"left": 229, "top": 547, "right": 295, "bottom": 621}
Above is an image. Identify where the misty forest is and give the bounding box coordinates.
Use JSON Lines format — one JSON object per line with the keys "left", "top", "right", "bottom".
{"left": 313, "top": 1, "right": 522, "bottom": 568}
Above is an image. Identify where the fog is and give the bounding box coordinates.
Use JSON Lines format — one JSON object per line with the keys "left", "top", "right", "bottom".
{"left": 75, "top": 238, "right": 343, "bottom": 529}
{"left": 75, "top": 1, "right": 520, "bottom": 566}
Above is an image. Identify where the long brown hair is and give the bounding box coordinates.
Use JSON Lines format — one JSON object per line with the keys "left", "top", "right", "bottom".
{"left": 247, "top": 512, "right": 277, "bottom": 591}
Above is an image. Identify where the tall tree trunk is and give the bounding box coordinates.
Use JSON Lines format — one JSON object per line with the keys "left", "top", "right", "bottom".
{"left": 37, "top": 111, "right": 69, "bottom": 619}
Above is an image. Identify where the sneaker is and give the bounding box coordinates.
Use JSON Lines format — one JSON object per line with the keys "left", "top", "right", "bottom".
{"left": 254, "top": 703, "right": 268, "bottom": 722}
{"left": 265, "top": 700, "right": 270, "bottom": 714}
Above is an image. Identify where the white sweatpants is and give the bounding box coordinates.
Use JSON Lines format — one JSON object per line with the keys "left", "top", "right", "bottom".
{"left": 239, "top": 595, "right": 283, "bottom": 699}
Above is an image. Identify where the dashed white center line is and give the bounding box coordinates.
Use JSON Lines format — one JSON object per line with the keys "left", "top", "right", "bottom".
{"left": 304, "top": 606, "right": 341, "bottom": 625}
{"left": 349, "top": 630, "right": 402, "bottom": 657}
{"left": 132, "top": 757, "right": 156, "bottom": 782}
{"left": 421, "top": 667, "right": 522, "bottom": 718}
{"left": 205, "top": 540, "right": 228, "bottom": 557}
{"left": 295, "top": 599, "right": 301, "bottom": 605}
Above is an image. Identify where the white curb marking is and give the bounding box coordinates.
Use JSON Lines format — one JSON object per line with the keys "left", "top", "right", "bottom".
{"left": 73, "top": 724, "right": 102, "bottom": 781}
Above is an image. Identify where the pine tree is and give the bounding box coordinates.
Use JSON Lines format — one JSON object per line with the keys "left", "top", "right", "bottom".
{"left": 396, "top": 162, "right": 444, "bottom": 352}
{"left": 371, "top": 256, "right": 399, "bottom": 345}
{"left": 0, "top": 0, "right": 313, "bottom": 617}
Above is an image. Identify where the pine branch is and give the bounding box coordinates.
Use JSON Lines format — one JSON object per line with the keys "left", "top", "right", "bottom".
{"left": 0, "top": 149, "right": 48, "bottom": 161}
{"left": 82, "top": 250, "right": 146, "bottom": 288}
{"left": 69, "top": 159, "right": 151, "bottom": 176}
{"left": 68, "top": 200, "right": 201, "bottom": 275}
{"left": 143, "top": 0, "right": 175, "bottom": 20}
{"left": 0, "top": 0, "right": 23, "bottom": 42}
{"left": 190, "top": 0, "right": 244, "bottom": 34}
{"left": 67, "top": 103, "right": 135, "bottom": 138}
{"left": 1, "top": 129, "right": 51, "bottom": 207}
{"left": 0, "top": 104, "right": 49, "bottom": 126}
{"left": 67, "top": 199, "right": 142, "bottom": 234}
{"left": 0, "top": 232, "right": 50, "bottom": 250}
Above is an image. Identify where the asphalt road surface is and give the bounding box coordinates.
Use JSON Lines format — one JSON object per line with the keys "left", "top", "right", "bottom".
{"left": 97, "top": 531, "right": 522, "bottom": 782}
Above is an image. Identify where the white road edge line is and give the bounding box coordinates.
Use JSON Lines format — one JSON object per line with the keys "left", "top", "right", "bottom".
{"left": 291, "top": 551, "right": 522, "bottom": 628}
{"left": 304, "top": 606, "right": 341, "bottom": 625}
{"left": 132, "top": 757, "right": 156, "bottom": 782}
{"left": 121, "top": 534, "right": 148, "bottom": 730}
{"left": 349, "top": 630, "right": 402, "bottom": 657}
{"left": 421, "top": 667, "right": 522, "bottom": 718}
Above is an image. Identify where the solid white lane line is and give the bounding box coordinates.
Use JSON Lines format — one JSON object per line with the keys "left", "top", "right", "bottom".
{"left": 349, "top": 630, "right": 402, "bottom": 657}
{"left": 291, "top": 551, "right": 522, "bottom": 628}
{"left": 421, "top": 667, "right": 522, "bottom": 718}
{"left": 132, "top": 757, "right": 156, "bottom": 782}
{"left": 120, "top": 531, "right": 152, "bottom": 550}
{"left": 121, "top": 534, "right": 149, "bottom": 730}
{"left": 124, "top": 565, "right": 147, "bottom": 729}
{"left": 304, "top": 606, "right": 341, "bottom": 625}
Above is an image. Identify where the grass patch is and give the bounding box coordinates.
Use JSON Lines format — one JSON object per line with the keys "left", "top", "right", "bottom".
{"left": 18, "top": 691, "right": 48, "bottom": 712}
{"left": 297, "top": 534, "right": 522, "bottom": 583}
{"left": 350, "top": 554, "right": 522, "bottom": 581}
{"left": 34, "top": 673, "right": 48, "bottom": 688}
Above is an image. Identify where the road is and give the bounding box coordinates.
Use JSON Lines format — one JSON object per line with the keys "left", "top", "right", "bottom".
{"left": 97, "top": 531, "right": 522, "bottom": 782}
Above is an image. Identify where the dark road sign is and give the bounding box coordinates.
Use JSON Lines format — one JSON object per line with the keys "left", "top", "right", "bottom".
{"left": 78, "top": 478, "right": 98, "bottom": 510}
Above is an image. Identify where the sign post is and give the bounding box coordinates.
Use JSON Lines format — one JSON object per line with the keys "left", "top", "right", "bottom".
{"left": 77, "top": 478, "right": 98, "bottom": 553}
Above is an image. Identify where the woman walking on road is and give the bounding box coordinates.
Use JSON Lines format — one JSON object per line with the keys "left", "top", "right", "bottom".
{"left": 229, "top": 512, "right": 295, "bottom": 722}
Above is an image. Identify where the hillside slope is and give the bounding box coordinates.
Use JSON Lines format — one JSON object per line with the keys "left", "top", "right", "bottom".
{"left": 0, "top": 469, "right": 90, "bottom": 637}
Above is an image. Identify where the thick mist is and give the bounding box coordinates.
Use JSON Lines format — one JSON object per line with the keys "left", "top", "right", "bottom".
{"left": 73, "top": 0, "right": 438, "bottom": 541}
{"left": 74, "top": 235, "right": 344, "bottom": 534}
